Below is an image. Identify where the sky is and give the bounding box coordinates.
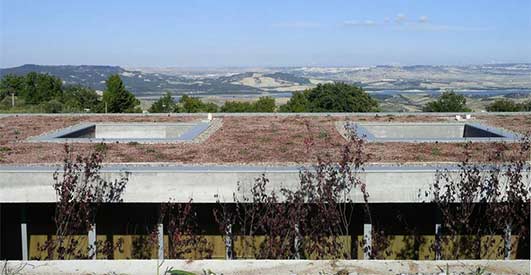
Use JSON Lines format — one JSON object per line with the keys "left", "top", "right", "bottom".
{"left": 1, "top": 0, "right": 530, "bottom": 68}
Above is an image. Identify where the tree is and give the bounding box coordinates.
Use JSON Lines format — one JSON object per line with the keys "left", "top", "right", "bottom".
{"left": 41, "top": 99, "right": 64, "bottom": 113}
{"left": 486, "top": 99, "right": 521, "bottom": 112}
{"left": 20, "top": 72, "right": 63, "bottom": 105}
{"left": 177, "top": 95, "right": 218, "bottom": 113}
{"left": 220, "top": 101, "right": 255, "bottom": 112}
{"left": 0, "top": 74, "right": 24, "bottom": 101}
{"left": 485, "top": 99, "right": 531, "bottom": 112}
{"left": 253, "top": 96, "right": 276, "bottom": 112}
{"left": 423, "top": 91, "right": 471, "bottom": 112}
{"left": 102, "top": 75, "right": 140, "bottom": 113}
{"left": 308, "top": 83, "right": 379, "bottom": 112}
{"left": 280, "top": 83, "right": 378, "bottom": 112}
{"left": 279, "top": 91, "right": 310, "bottom": 112}
{"left": 220, "top": 97, "right": 276, "bottom": 113}
{"left": 520, "top": 100, "right": 531, "bottom": 111}
{"left": 149, "top": 92, "right": 175, "bottom": 113}
{"left": 62, "top": 85, "right": 101, "bottom": 112}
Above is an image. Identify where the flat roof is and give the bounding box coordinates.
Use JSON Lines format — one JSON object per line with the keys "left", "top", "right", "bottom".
{"left": 0, "top": 113, "right": 529, "bottom": 165}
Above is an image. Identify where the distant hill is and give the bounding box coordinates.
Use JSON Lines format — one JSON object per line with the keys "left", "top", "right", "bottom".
{"left": 0, "top": 64, "right": 307, "bottom": 98}
{"left": 2, "top": 64, "right": 530, "bottom": 99}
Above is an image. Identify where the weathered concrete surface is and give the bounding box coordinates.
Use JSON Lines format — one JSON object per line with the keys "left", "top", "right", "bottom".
{"left": 2, "top": 111, "right": 530, "bottom": 118}
{"left": 2, "top": 260, "right": 529, "bottom": 275}
{"left": 1, "top": 164, "right": 529, "bottom": 203}
{"left": 0, "top": 165, "right": 447, "bottom": 203}
{"left": 26, "top": 121, "right": 217, "bottom": 143}
{"left": 346, "top": 122, "right": 519, "bottom": 143}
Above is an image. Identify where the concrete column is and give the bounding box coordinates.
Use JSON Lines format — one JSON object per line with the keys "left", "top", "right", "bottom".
{"left": 504, "top": 223, "right": 511, "bottom": 260}
{"left": 363, "top": 223, "right": 372, "bottom": 260}
{"left": 157, "top": 223, "right": 164, "bottom": 260}
{"left": 20, "top": 223, "right": 28, "bottom": 260}
{"left": 224, "top": 223, "right": 233, "bottom": 260}
{"left": 20, "top": 206, "right": 28, "bottom": 260}
{"left": 294, "top": 223, "right": 301, "bottom": 259}
{"left": 88, "top": 224, "right": 96, "bottom": 260}
{"left": 435, "top": 223, "right": 442, "bottom": 260}
{"left": 0, "top": 204, "right": 2, "bottom": 259}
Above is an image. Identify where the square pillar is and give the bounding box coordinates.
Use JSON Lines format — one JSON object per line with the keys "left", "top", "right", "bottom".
{"left": 88, "top": 224, "right": 96, "bottom": 260}
{"left": 20, "top": 206, "right": 28, "bottom": 261}
{"left": 435, "top": 223, "right": 442, "bottom": 260}
{"left": 504, "top": 223, "right": 511, "bottom": 260}
{"left": 363, "top": 223, "right": 372, "bottom": 260}
{"left": 20, "top": 223, "right": 28, "bottom": 260}
{"left": 157, "top": 223, "right": 164, "bottom": 260}
{"left": 225, "top": 223, "right": 233, "bottom": 260}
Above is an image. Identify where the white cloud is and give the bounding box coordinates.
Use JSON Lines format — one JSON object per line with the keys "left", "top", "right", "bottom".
{"left": 395, "top": 13, "right": 407, "bottom": 24}
{"left": 272, "top": 21, "right": 321, "bottom": 28}
{"left": 343, "top": 20, "right": 377, "bottom": 26}
{"left": 408, "top": 24, "right": 489, "bottom": 32}
{"left": 342, "top": 14, "right": 487, "bottom": 32}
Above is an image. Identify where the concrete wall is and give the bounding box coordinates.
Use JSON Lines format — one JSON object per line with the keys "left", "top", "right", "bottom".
{"left": 1, "top": 164, "right": 528, "bottom": 203}
{"left": 2, "top": 260, "right": 529, "bottom": 275}
{"left": 0, "top": 165, "right": 447, "bottom": 203}
{"left": 95, "top": 124, "right": 194, "bottom": 139}
{"left": 363, "top": 124, "right": 465, "bottom": 139}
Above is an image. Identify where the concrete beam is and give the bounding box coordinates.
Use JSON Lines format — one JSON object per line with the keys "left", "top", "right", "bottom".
{"left": 0, "top": 164, "right": 528, "bottom": 203}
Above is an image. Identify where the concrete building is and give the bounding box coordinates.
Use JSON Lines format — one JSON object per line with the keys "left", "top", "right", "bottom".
{"left": 0, "top": 113, "right": 529, "bottom": 264}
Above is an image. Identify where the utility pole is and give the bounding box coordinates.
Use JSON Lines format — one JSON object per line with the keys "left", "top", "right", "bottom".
{"left": 11, "top": 90, "right": 15, "bottom": 108}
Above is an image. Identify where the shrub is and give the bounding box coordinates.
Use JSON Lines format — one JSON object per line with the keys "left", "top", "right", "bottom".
{"left": 423, "top": 91, "right": 471, "bottom": 112}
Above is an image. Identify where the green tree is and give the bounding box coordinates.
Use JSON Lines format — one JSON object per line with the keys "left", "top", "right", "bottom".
{"left": 177, "top": 95, "right": 219, "bottom": 113}
{"left": 0, "top": 74, "right": 24, "bottom": 101}
{"left": 201, "top": 102, "right": 219, "bottom": 113}
{"left": 423, "top": 91, "right": 471, "bottom": 112}
{"left": 519, "top": 100, "right": 531, "bottom": 111}
{"left": 279, "top": 91, "right": 310, "bottom": 112}
{"left": 253, "top": 96, "right": 276, "bottom": 112}
{"left": 220, "top": 101, "right": 255, "bottom": 112}
{"left": 307, "top": 83, "right": 378, "bottom": 112}
{"left": 21, "top": 72, "right": 63, "bottom": 104}
{"left": 179, "top": 95, "right": 201, "bottom": 112}
{"left": 485, "top": 99, "right": 522, "bottom": 112}
{"left": 149, "top": 92, "right": 175, "bottom": 113}
{"left": 62, "top": 85, "right": 101, "bottom": 112}
{"left": 102, "top": 75, "right": 139, "bottom": 113}
{"left": 280, "top": 82, "right": 378, "bottom": 112}
{"left": 41, "top": 99, "right": 64, "bottom": 113}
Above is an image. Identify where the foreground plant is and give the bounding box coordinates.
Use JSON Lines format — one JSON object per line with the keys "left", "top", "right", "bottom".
{"left": 214, "top": 122, "right": 372, "bottom": 259}
{"left": 37, "top": 144, "right": 128, "bottom": 259}
{"left": 426, "top": 134, "right": 530, "bottom": 259}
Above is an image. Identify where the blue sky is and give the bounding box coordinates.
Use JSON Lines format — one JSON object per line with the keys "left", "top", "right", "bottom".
{"left": 1, "top": 0, "right": 530, "bottom": 67}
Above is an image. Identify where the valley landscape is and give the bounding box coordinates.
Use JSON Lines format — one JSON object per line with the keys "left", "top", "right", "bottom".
{"left": 2, "top": 63, "right": 531, "bottom": 112}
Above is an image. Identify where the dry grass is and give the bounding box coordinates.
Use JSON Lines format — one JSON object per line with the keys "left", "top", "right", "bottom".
{"left": 0, "top": 114, "right": 529, "bottom": 164}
